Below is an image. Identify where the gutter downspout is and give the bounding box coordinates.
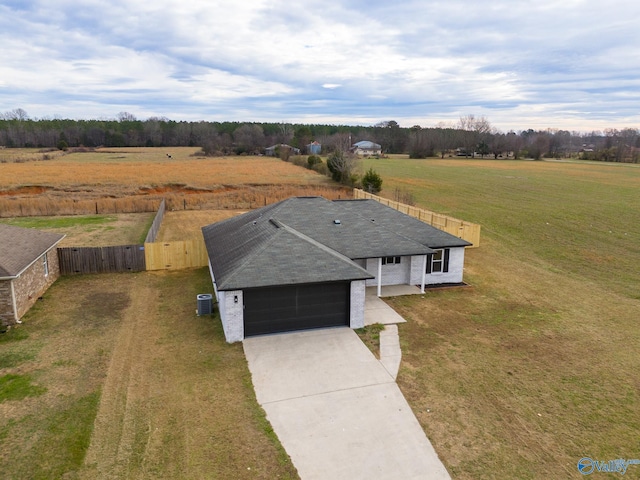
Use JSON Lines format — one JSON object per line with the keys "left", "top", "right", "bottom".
{"left": 421, "top": 255, "right": 426, "bottom": 294}
{"left": 377, "top": 257, "right": 382, "bottom": 297}
{"left": 10, "top": 280, "right": 20, "bottom": 323}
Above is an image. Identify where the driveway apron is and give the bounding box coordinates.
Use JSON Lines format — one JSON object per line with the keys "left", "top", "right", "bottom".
{"left": 243, "top": 327, "right": 450, "bottom": 480}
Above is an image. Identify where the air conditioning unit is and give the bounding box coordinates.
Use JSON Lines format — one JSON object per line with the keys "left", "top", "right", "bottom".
{"left": 196, "top": 294, "right": 213, "bottom": 315}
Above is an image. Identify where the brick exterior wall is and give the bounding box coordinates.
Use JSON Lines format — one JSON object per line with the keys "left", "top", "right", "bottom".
{"left": 409, "top": 255, "right": 428, "bottom": 285}
{"left": 218, "top": 290, "right": 244, "bottom": 343}
{"left": 364, "top": 257, "right": 411, "bottom": 287}
{"left": 349, "top": 280, "right": 366, "bottom": 329}
{"left": 424, "top": 247, "right": 466, "bottom": 285}
{"left": 0, "top": 248, "right": 60, "bottom": 326}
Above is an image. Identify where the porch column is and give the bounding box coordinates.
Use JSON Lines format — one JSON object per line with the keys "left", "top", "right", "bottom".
{"left": 420, "top": 255, "right": 427, "bottom": 293}
{"left": 377, "top": 257, "right": 382, "bottom": 297}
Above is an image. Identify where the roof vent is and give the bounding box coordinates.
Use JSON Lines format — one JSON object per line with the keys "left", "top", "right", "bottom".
{"left": 333, "top": 219, "right": 341, "bottom": 225}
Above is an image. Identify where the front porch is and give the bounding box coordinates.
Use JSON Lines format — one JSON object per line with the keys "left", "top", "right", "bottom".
{"left": 364, "top": 285, "right": 422, "bottom": 326}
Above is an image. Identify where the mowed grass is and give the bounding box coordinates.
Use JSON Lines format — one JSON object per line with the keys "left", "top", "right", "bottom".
{"left": 0, "top": 213, "right": 154, "bottom": 246}
{"left": 363, "top": 157, "right": 640, "bottom": 479}
{"left": 0, "top": 147, "right": 329, "bottom": 191}
{"left": 0, "top": 270, "right": 298, "bottom": 480}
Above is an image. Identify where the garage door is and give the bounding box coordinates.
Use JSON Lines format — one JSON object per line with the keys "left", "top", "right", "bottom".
{"left": 244, "top": 282, "right": 350, "bottom": 337}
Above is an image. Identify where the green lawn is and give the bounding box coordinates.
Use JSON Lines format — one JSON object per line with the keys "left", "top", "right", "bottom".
{"left": 363, "top": 157, "right": 640, "bottom": 479}
{"left": 0, "top": 213, "right": 155, "bottom": 245}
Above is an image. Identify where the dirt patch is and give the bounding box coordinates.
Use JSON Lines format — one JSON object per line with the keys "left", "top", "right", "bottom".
{"left": 0, "top": 185, "right": 52, "bottom": 196}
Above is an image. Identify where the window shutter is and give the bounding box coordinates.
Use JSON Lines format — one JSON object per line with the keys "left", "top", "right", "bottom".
{"left": 426, "top": 254, "right": 432, "bottom": 274}
{"left": 443, "top": 249, "right": 450, "bottom": 273}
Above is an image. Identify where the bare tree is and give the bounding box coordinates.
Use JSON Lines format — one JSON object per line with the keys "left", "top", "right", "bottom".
{"left": 117, "top": 111, "right": 137, "bottom": 122}
{"left": 408, "top": 128, "right": 435, "bottom": 158}
{"left": 233, "top": 124, "right": 265, "bottom": 154}
{"left": 4, "top": 108, "right": 29, "bottom": 121}
{"left": 327, "top": 150, "right": 359, "bottom": 184}
{"left": 323, "top": 132, "right": 352, "bottom": 154}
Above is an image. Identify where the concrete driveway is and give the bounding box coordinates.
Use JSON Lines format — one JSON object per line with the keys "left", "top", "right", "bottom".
{"left": 243, "top": 327, "right": 450, "bottom": 480}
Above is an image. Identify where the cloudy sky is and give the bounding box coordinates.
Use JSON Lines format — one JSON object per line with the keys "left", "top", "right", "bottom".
{"left": 1, "top": 0, "right": 639, "bottom": 131}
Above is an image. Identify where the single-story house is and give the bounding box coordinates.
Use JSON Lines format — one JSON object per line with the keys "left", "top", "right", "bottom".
{"left": 0, "top": 224, "right": 65, "bottom": 326}
{"left": 265, "top": 144, "right": 301, "bottom": 157}
{"left": 306, "top": 141, "right": 322, "bottom": 155}
{"left": 352, "top": 140, "right": 382, "bottom": 156}
{"left": 202, "top": 197, "right": 471, "bottom": 343}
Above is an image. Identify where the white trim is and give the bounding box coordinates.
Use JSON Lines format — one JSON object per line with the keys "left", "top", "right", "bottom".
{"left": 377, "top": 257, "right": 382, "bottom": 297}
{"left": 43, "top": 253, "right": 49, "bottom": 277}
{"left": 420, "top": 255, "right": 426, "bottom": 293}
{"left": 10, "top": 280, "right": 18, "bottom": 322}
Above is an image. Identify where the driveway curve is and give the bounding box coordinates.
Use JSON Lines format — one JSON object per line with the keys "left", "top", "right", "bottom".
{"left": 243, "top": 327, "right": 450, "bottom": 480}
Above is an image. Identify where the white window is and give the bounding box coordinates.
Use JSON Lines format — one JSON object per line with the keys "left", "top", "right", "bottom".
{"left": 427, "top": 249, "right": 449, "bottom": 274}
{"left": 382, "top": 256, "right": 401, "bottom": 265}
{"left": 43, "top": 253, "right": 49, "bottom": 277}
{"left": 431, "top": 250, "right": 443, "bottom": 273}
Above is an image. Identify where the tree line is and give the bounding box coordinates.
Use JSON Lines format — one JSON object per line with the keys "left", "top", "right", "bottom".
{"left": 1, "top": 109, "right": 638, "bottom": 163}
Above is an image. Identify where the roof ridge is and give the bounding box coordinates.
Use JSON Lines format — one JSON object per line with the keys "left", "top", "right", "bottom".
{"left": 217, "top": 223, "right": 282, "bottom": 290}
{"left": 331, "top": 200, "right": 435, "bottom": 253}
{"left": 276, "top": 220, "right": 371, "bottom": 276}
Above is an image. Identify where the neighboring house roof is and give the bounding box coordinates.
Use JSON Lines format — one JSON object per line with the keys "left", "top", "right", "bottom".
{"left": 0, "top": 224, "right": 65, "bottom": 278}
{"left": 202, "top": 197, "right": 470, "bottom": 291}
{"left": 265, "top": 144, "right": 301, "bottom": 152}
{"left": 352, "top": 141, "right": 381, "bottom": 150}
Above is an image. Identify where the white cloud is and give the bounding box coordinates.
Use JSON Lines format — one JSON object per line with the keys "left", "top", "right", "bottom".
{"left": 0, "top": 0, "right": 639, "bottom": 130}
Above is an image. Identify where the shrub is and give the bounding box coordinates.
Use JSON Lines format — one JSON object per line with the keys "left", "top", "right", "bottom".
{"left": 290, "top": 155, "right": 307, "bottom": 168}
{"left": 307, "top": 155, "right": 321, "bottom": 169}
{"left": 361, "top": 168, "right": 383, "bottom": 193}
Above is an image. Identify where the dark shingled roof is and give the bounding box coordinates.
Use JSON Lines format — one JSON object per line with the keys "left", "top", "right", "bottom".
{"left": 202, "top": 197, "right": 470, "bottom": 291}
{"left": 0, "top": 224, "right": 65, "bottom": 278}
{"left": 334, "top": 199, "right": 472, "bottom": 249}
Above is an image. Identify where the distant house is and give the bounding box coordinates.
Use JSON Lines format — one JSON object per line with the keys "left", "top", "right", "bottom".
{"left": 306, "top": 141, "right": 321, "bottom": 155}
{"left": 265, "top": 144, "right": 301, "bottom": 157}
{"left": 352, "top": 140, "right": 382, "bottom": 156}
{"left": 202, "top": 197, "right": 471, "bottom": 342}
{"left": 0, "top": 225, "right": 65, "bottom": 326}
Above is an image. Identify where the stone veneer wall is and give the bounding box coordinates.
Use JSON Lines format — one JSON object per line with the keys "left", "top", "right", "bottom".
{"left": 0, "top": 280, "right": 14, "bottom": 325}
{"left": 0, "top": 248, "right": 61, "bottom": 325}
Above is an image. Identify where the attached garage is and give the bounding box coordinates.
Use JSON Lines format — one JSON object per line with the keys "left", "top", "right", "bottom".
{"left": 244, "top": 282, "right": 350, "bottom": 337}
{"left": 202, "top": 197, "right": 470, "bottom": 343}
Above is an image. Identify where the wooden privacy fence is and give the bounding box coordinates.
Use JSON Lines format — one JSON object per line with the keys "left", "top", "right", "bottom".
{"left": 58, "top": 245, "right": 146, "bottom": 275}
{"left": 58, "top": 241, "right": 209, "bottom": 274}
{"left": 144, "top": 199, "right": 166, "bottom": 243}
{"left": 144, "top": 239, "right": 209, "bottom": 271}
{"left": 57, "top": 199, "right": 211, "bottom": 275}
{"left": 353, "top": 189, "right": 481, "bottom": 247}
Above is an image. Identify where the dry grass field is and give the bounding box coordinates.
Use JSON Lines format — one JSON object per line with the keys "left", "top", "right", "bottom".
{"left": 0, "top": 270, "right": 298, "bottom": 480}
{"left": 156, "top": 210, "right": 246, "bottom": 241}
{"left": 0, "top": 147, "right": 349, "bottom": 216}
{"left": 0, "top": 147, "right": 327, "bottom": 192}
